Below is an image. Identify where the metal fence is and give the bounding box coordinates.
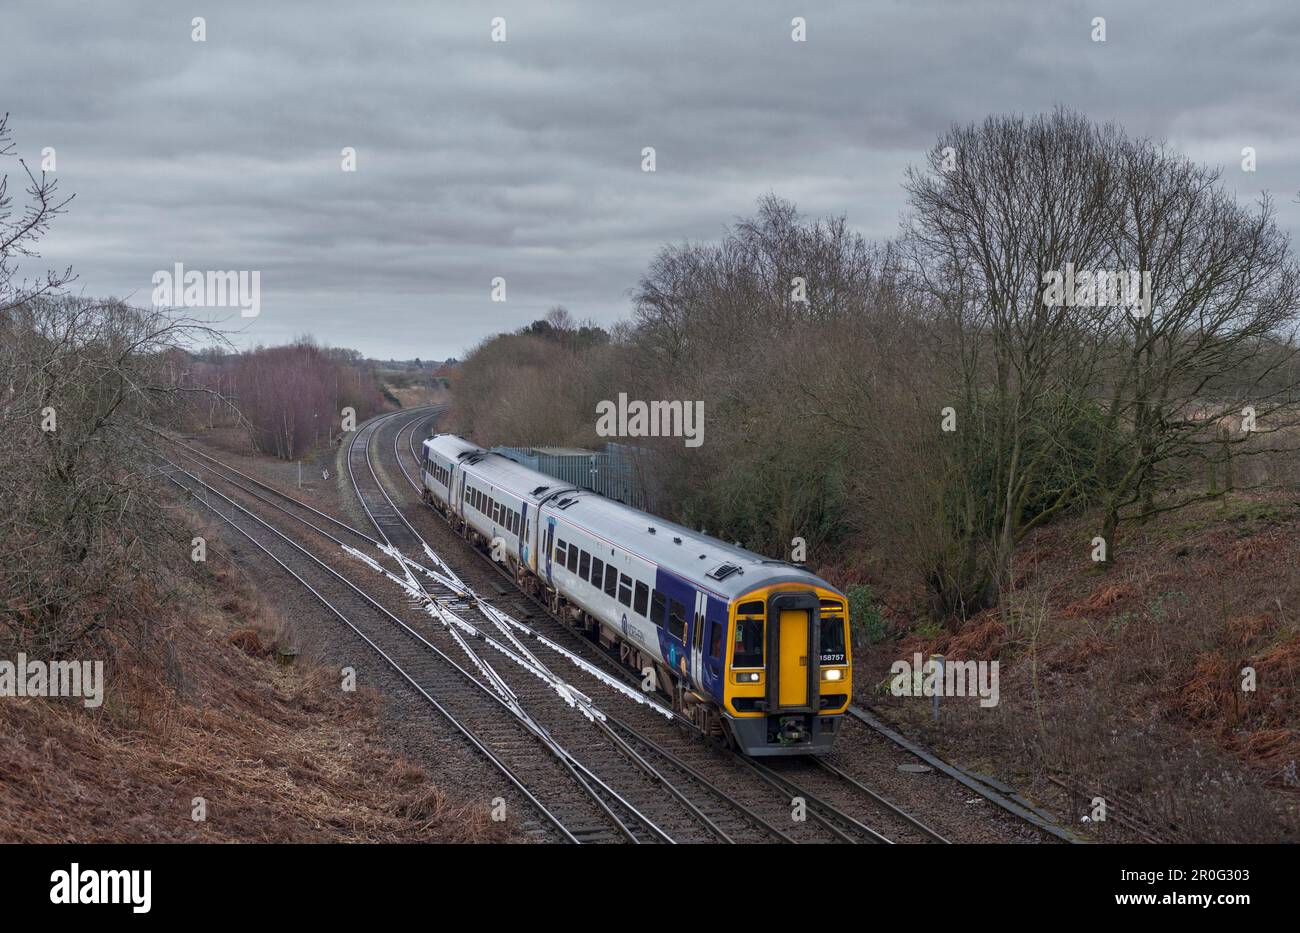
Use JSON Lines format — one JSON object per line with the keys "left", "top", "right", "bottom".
{"left": 492, "top": 442, "right": 649, "bottom": 510}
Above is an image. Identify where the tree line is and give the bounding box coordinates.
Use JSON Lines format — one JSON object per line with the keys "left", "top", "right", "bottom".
{"left": 450, "top": 108, "right": 1300, "bottom": 625}
{"left": 187, "top": 340, "right": 385, "bottom": 460}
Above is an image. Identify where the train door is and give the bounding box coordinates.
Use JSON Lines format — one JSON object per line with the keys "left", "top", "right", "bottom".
{"left": 769, "top": 591, "right": 819, "bottom": 713}
{"left": 690, "top": 592, "right": 707, "bottom": 691}
{"left": 778, "top": 610, "right": 808, "bottom": 707}
{"left": 519, "top": 503, "right": 529, "bottom": 568}
{"left": 543, "top": 517, "right": 556, "bottom": 584}
{"left": 701, "top": 599, "right": 726, "bottom": 699}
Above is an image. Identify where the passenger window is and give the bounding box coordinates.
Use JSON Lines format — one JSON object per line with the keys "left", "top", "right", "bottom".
{"left": 634, "top": 581, "right": 648, "bottom": 616}
{"left": 709, "top": 622, "right": 723, "bottom": 660}
{"left": 556, "top": 540, "right": 567, "bottom": 565}
{"left": 579, "top": 551, "right": 590, "bottom": 580}
{"left": 617, "top": 574, "right": 633, "bottom": 607}
{"left": 650, "top": 589, "right": 666, "bottom": 626}
{"left": 590, "top": 557, "right": 604, "bottom": 585}
{"left": 567, "top": 545, "right": 579, "bottom": 573}
{"left": 603, "top": 565, "right": 618, "bottom": 597}
{"left": 668, "top": 600, "right": 687, "bottom": 641}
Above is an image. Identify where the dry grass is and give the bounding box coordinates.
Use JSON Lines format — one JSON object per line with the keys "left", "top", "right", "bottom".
{"left": 0, "top": 554, "right": 513, "bottom": 844}
{"left": 860, "top": 491, "right": 1300, "bottom": 842}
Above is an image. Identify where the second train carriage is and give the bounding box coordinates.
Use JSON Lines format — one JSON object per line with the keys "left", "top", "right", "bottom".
{"left": 420, "top": 433, "right": 851, "bottom": 756}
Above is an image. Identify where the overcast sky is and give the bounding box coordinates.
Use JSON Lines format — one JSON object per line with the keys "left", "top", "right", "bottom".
{"left": 5, "top": 1, "right": 1297, "bottom": 360}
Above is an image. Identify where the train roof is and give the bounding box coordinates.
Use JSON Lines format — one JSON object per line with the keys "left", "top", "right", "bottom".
{"left": 424, "top": 434, "right": 482, "bottom": 460}
{"left": 429, "top": 433, "right": 840, "bottom": 602}
{"left": 548, "top": 489, "right": 840, "bottom": 601}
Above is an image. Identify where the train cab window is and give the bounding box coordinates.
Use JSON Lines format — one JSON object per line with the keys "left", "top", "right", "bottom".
{"left": 820, "top": 613, "right": 848, "bottom": 665}
{"left": 733, "top": 612, "right": 764, "bottom": 668}
{"left": 578, "top": 551, "right": 590, "bottom": 581}
{"left": 650, "top": 590, "right": 666, "bottom": 627}
{"left": 567, "top": 545, "right": 579, "bottom": 573}
{"left": 590, "top": 557, "right": 604, "bottom": 586}
{"left": 617, "top": 574, "right": 633, "bottom": 607}
{"left": 667, "top": 599, "right": 687, "bottom": 642}
{"left": 603, "top": 565, "right": 618, "bottom": 598}
{"left": 709, "top": 621, "right": 723, "bottom": 660}
{"left": 633, "top": 581, "right": 649, "bottom": 616}
{"left": 555, "top": 540, "right": 567, "bottom": 566}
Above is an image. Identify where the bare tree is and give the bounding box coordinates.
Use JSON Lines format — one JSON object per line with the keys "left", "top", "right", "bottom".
{"left": 1091, "top": 140, "right": 1300, "bottom": 562}
{"left": 0, "top": 113, "right": 74, "bottom": 315}
{"left": 900, "top": 108, "right": 1124, "bottom": 615}
{"left": 1, "top": 297, "right": 224, "bottom": 653}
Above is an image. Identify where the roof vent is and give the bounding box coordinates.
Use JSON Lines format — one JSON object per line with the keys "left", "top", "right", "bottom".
{"left": 707, "top": 563, "right": 741, "bottom": 581}
{"left": 648, "top": 526, "right": 656, "bottom": 534}
{"left": 673, "top": 536, "right": 682, "bottom": 544}
{"left": 532, "top": 485, "right": 550, "bottom": 495}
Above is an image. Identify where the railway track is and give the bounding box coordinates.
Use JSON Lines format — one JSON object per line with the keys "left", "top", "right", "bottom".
{"left": 156, "top": 406, "right": 1027, "bottom": 843}
{"left": 158, "top": 420, "right": 821, "bottom": 842}
{"left": 383, "top": 408, "right": 955, "bottom": 844}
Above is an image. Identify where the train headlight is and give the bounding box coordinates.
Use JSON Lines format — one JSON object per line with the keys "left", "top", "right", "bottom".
{"left": 823, "top": 668, "right": 843, "bottom": 682}
{"left": 733, "top": 671, "right": 762, "bottom": 684}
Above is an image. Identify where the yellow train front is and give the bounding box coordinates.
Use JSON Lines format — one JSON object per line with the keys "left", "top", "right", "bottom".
{"left": 718, "top": 584, "right": 851, "bottom": 755}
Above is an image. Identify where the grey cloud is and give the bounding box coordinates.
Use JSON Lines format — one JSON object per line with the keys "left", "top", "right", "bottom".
{"left": 4, "top": 0, "right": 1297, "bottom": 358}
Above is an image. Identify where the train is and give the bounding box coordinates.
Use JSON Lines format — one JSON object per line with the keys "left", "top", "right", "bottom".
{"left": 419, "top": 434, "right": 851, "bottom": 756}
